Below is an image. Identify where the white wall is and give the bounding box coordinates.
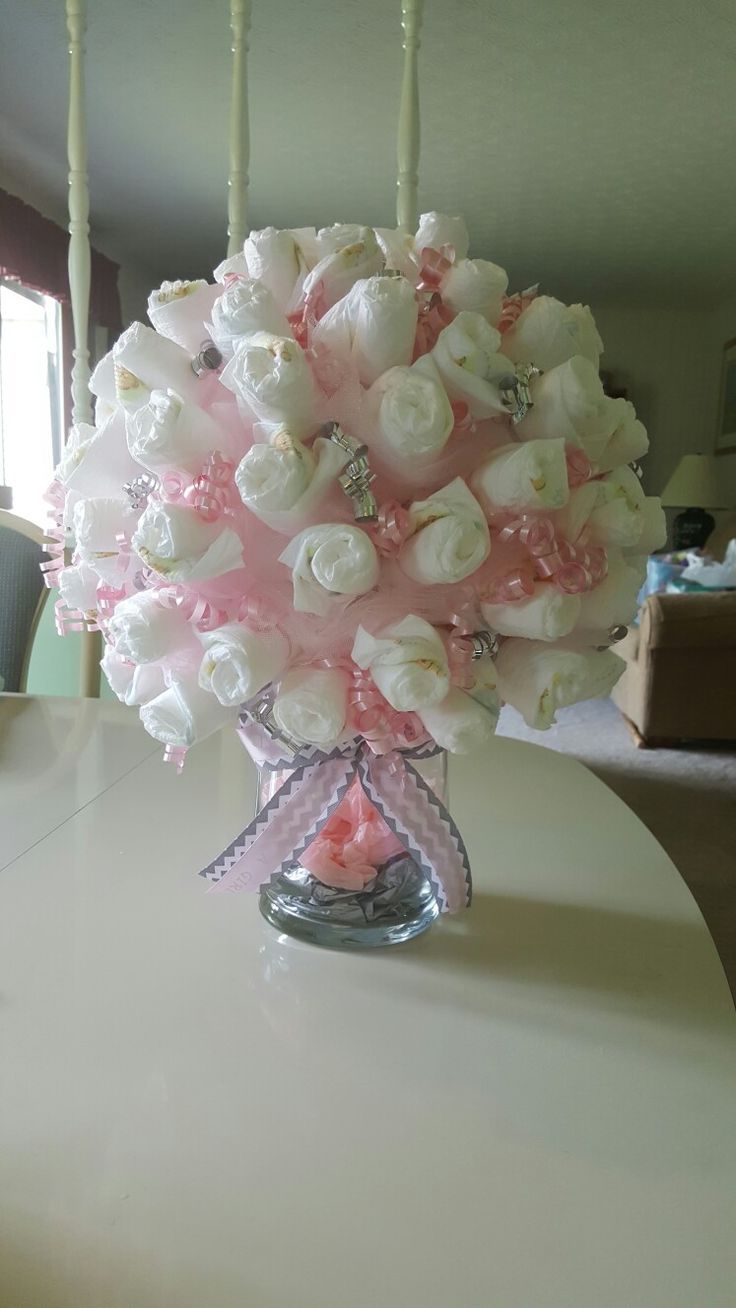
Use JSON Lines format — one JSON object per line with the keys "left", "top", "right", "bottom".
{"left": 593, "top": 298, "right": 736, "bottom": 503}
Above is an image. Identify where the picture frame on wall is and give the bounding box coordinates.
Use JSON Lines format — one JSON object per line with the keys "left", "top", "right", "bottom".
{"left": 715, "top": 337, "right": 736, "bottom": 455}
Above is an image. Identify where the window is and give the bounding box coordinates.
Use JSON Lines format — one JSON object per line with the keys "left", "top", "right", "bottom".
{"left": 0, "top": 280, "right": 64, "bottom": 525}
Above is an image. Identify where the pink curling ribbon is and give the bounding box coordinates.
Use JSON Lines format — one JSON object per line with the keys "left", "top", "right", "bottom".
{"left": 565, "top": 446, "right": 593, "bottom": 487}
{"left": 450, "top": 400, "right": 476, "bottom": 434}
{"left": 446, "top": 592, "right": 484, "bottom": 687}
{"left": 160, "top": 470, "right": 188, "bottom": 502}
{"left": 480, "top": 569, "right": 536, "bottom": 604}
{"left": 495, "top": 515, "right": 607, "bottom": 595}
{"left": 349, "top": 670, "right": 423, "bottom": 756}
{"left": 413, "top": 245, "right": 457, "bottom": 358}
{"left": 417, "top": 245, "right": 455, "bottom": 291}
{"left": 157, "top": 585, "right": 228, "bottom": 633}
{"left": 498, "top": 514, "right": 557, "bottom": 557}
{"left": 447, "top": 633, "right": 477, "bottom": 690}
{"left": 236, "top": 594, "right": 281, "bottom": 632}
{"left": 287, "top": 279, "right": 328, "bottom": 351}
{"left": 163, "top": 744, "right": 188, "bottom": 774}
{"left": 54, "top": 598, "right": 95, "bottom": 636}
{"left": 371, "top": 501, "right": 412, "bottom": 555}
{"left": 94, "top": 580, "right": 128, "bottom": 623}
{"left": 160, "top": 452, "right": 234, "bottom": 523}
{"left": 39, "top": 480, "right": 67, "bottom": 589}
{"left": 497, "top": 285, "right": 539, "bottom": 334}
{"left": 190, "top": 451, "right": 234, "bottom": 522}
{"left": 413, "top": 291, "right": 454, "bottom": 359}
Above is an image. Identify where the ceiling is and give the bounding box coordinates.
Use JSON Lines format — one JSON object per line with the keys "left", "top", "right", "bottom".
{"left": 1, "top": 0, "right": 735, "bottom": 307}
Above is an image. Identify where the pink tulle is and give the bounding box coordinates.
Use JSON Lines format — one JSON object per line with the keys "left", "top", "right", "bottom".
{"left": 300, "top": 777, "right": 406, "bottom": 890}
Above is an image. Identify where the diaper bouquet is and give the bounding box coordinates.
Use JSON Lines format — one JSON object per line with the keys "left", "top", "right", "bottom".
{"left": 47, "top": 214, "right": 664, "bottom": 919}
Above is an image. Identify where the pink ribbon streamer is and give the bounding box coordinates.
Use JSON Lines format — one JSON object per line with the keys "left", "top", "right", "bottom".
{"left": 349, "top": 669, "right": 423, "bottom": 754}
{"left": 370, "top": 501, "right": 412, "bottom": 555}
{"left": 157, "top": 585, "right": 229, "bottom": 632}
{"left": 565, "top": 446, "right": 593, "bottom": 487}
{"left": 412, "top": 245, "right": 457, "bottom": 359}
{"left": 494, "top": 515, "right": 607, "bottom": 595}
{"left": 497, "top": 285, "right": 539, "bottom": 334}
{"left": 160, "top": 451, "right": 234, "bottom": 523}
{"left": 39, "top": 480, "right": 67, "bottom": 589}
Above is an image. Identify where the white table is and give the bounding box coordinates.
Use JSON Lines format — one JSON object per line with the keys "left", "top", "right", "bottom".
{"left": 1, "top": 696, "right": 734, "bottom": 1308}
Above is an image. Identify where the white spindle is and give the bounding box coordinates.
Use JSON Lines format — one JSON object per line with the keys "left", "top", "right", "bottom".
{"left": 66, "top": 0, "right": 100, "bottom": 695}
{"left": 66, "top": 0, "right": 92, "bottom": 427}
{"left": 227, "top": 0, "right": 251, "bottom": 256}
{"left": 396, "top": 0, "right": 424, "bottom": 233}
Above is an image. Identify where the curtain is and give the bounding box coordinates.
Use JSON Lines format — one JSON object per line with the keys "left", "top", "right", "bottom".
{"left": 0, "top": 187, "right": 122, "bottom": 334}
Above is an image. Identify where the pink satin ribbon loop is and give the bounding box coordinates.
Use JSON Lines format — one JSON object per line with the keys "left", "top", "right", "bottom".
{"left": 565, "top": 446, "right": 593, "bottom": 487}
{"left": 371, "top": 501, "right": 412, "bottom": 554}
{"left": 157, "top": 585, "right": 228, "bottom": 632}
{"left": 497, "top": 286, "right": 538, "bottom": 334}
{"left": 349, "top": 670, "right": 423, "bottom": 755}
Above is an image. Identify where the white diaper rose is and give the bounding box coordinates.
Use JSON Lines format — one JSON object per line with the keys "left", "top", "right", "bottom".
{"left": 417, "top": 687, "right": 497, "bottom": 753}
{"left": 587, "top": 466, "right": 646, "bottom": 547}
{"left": 234, "top": 435, "right": 348, "bottom": 534}
{"left": 220, "top": 332, "right": 318, "bottom": 438}
{"left": 596, "top": 398, "right": 649, "bottom": 473}
{"left": 414, "top": 212, "right": 470, "bottom": 261}
{"left": 126, "top": 389, "right": 222, "bottom": 475}
{"left": 101, "top": 646, "right": 166, "bottom": 707}
{"left": 367, "top": 356, "right": 454, "bottom": 465}
{"left": 209, "top": 277, "right": 291, "bottom": 357}
{"left": 440, "top": 259, "right": 508, "bottom": 325}
{"left": 502, "top": 296, "right": 603, "bottom": 372}
{"left": 279, "top": 523, "right": 380, "bottom": 616}
{"left": 398, "top": 477, "right": 490, "bottom": 584}
{"left": 352, "top": 615, "right": 450, "bottom": 711}
{"left": 432, "top": 311, "right": 515, "bottom": 418}
{"left": 495, "top": 639, "right": 625, "bottom": 729}
{"left": 243, "top": 227, "right": 310, "bottom": 311}
{"left": 198, "top": 623, "right": 290, "bottom": 706}
{"left": 131, "top": 501, "right": 245, "bottom": 583}
{"left": 140, "top": 676, "right": 236, "bottom": 748}
{"left": 106, "top": 589, "right": 197, "bottom": 663}
{"left": 470, "top": 438, "right": 569, "bottom": 513}
{"left": 272, "top": 666, "right": 350, "bottom": 748}
{"left": 518, "top": 356, "right": 615, "bottom": 460}
{"left": 147, "top": 279, "right": 220, "bottom": 354}
{"left": 302, "top": 227, "right": 384, "bottom": 312}
{"left": 481, "top": 584, "right": 581, "bottom": 642}
{"left": 311, "top": 274, "right": 418, "bottom": 385}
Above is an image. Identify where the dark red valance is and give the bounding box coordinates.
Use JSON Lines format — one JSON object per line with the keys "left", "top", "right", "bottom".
{"left": 0, "top": 186, "right": 122, "bottom": 334}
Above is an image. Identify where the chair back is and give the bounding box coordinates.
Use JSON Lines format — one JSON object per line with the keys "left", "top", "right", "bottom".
{"left": 0, "top": 510, "right": 48, "bottom": 692}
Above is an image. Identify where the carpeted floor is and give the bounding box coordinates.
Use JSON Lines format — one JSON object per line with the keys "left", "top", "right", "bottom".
{"left": 497, "top": 698, "right": 736, "bottom": 1001}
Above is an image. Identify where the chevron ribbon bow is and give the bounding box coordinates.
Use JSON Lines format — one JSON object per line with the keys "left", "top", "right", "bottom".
{"left": 199, "top": 738, "right": 472, "bottom": 914}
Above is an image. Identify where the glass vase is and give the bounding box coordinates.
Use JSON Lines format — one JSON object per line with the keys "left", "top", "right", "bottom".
{"left": 257, "top": 752, "right": 447, "bottom": 950}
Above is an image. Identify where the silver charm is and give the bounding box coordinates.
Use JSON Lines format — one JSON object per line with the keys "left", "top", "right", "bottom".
{"left": 246, "top": 690, "right": 301, "bottom": 758}
{"left": 468, "top": 629, "right": 500, "bottom": 660}
{"left": 191, "top": 340, "right": 223, "bottom": 376}
{"left": 596, "top": 624, "right": 628, "bottom": 650}
{"left": 123, "top": 471, "right": 160, "bottom": 510}
{"left": 323, "top": 421, "right": 378, "bottom": 522}
{"left": 499, "top": 363, "right": 541, "bottom": 425}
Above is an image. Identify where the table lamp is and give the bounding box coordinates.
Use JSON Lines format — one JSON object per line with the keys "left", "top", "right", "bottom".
{"left": 660, "top": 454, "right": 731, "bottom": 549}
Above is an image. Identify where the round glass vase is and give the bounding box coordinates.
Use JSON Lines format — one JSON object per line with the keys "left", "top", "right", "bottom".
{"left": 257, "top": 751, "right": 447, "bottom": 950}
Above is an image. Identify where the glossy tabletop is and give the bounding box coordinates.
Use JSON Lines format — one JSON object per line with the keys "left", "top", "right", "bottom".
{"left": 1, "top": 696, "right": 735, "bottom": 1307}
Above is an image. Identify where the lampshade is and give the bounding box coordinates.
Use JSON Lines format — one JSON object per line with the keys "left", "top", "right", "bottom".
{"left": 660, "top": 454, "right": 732, "bottom": 509}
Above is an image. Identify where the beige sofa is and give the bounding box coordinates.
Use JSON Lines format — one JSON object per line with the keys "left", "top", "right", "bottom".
{"left": 611, "top": 590, "right": 736, "bottom": 746}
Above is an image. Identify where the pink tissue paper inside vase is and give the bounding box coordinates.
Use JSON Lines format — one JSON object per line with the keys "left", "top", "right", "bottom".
{"left": 300, "top": 777, "right": 406, "bottom": 891}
